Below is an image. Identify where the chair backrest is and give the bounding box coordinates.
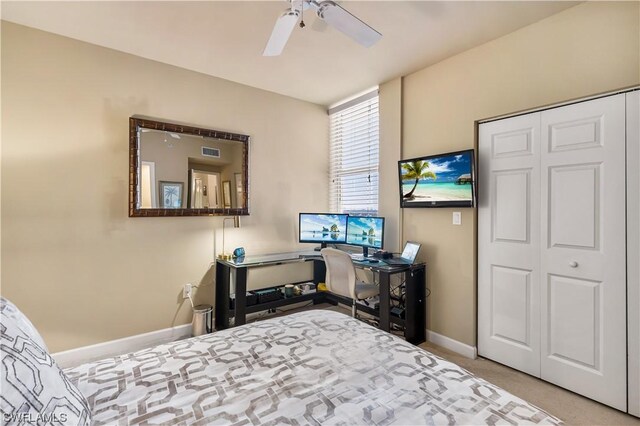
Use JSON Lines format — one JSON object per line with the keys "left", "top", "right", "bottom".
{"left": 320, "top": 248, "right": 356, "bottom": 299}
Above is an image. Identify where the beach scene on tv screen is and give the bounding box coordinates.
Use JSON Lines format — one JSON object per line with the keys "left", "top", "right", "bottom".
{"left": 300, "top": 214, "right": 347, "bottom": 242}
{"left": 400, "top": 152, "right": 473, "bottom": 202}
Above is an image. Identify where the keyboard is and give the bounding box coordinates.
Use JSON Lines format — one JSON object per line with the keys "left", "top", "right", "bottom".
{"left": 383, "top": 257, "right": 412, "bottom": 265}
{"left": 350, "top": 254, "right": 365, "bottom": 261}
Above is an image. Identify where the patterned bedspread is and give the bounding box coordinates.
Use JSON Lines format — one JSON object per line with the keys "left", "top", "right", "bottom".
{"left": 65, "top": 310, "right": 561, "bottom": 425}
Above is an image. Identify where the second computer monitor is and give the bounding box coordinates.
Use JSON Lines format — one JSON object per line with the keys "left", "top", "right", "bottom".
{"left": 346, "top": 216, "right": 385, "bottom": 257}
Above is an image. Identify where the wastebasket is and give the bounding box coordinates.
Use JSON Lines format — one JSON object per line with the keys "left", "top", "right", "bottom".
{"left": 192, "top": 304, "right": 213, "bottom": 336}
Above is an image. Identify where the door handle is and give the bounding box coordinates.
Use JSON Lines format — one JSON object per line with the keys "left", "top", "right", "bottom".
{"left": 569, "top": 260, "right": 579, "bottom": 268}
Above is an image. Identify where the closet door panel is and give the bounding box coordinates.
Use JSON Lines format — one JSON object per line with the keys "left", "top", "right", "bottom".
{"left": 548, "top": 164, "right": 599, "bottom": 249}
{"left": 540, "top": 94, "right": 627, "bottom": 411}
{"left": 478, "top": 112, "right": 541, "bottom": 376}
{"left": 627, "top": 90, "right": 640, "bottom": 418}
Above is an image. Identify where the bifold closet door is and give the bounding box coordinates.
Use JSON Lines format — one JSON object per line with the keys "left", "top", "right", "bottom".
{"left": 478, "top": 112, "right": 541, "bottom": 377}
{"left": 539, "top": 94, "right": 627, "bottom": 411}
{"left": 627, "top": 90, "right": 640, "bottom": 418}
{"left": 479, "top": 93, "right": 628, "bottom": 411}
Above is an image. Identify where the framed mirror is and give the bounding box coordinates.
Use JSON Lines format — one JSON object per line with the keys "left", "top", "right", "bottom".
{"left": 129, "top": 117, "right": 249, "bottom": 217}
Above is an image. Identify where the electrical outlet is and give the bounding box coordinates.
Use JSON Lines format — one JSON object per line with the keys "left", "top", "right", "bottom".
{"left": 183, "top": 283, "right": 192, "bottom": 299}
{"left": 453, "top": 212, "right": 462, "bottom": 225}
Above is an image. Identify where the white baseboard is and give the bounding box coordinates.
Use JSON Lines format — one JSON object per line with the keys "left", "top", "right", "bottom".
{"left": 426, "top": 329, "right": 477, "bottom": 359}
{"left": 52, "top": 324, "right": 192, "bottom": 369}
{"left": 52, "top": 323, "right": 476, "bottom": 369}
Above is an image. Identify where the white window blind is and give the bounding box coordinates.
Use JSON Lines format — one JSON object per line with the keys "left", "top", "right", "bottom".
{"left": 329, "top": 91, "right": 379, "bottom": 215}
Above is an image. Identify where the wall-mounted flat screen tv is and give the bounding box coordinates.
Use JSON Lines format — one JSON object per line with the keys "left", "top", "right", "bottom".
{"left": 398, "top": 149, "right": 476, "bottom": 208}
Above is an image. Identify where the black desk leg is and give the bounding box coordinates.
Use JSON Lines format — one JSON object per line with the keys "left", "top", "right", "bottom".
{"left": 234, "top": 267, "right": 248, "bottom": 326}
{"left": 313, "top": 260, "right": 327, "bottom": 305}
{"left": 313, "top": 260, "right": 326, "bottom": 285}
{"left": 379, "top": 271, "right": 391, "bottom": 333}
{"left": 215, "top": 262, "right": 230, "bottom": 330}
{"left": 404, "top": 267, "right": 426, "bottom": 344}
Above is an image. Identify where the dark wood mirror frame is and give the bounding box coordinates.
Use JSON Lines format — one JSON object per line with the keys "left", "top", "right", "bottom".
{"left": 129, "top": 117, "right": 250, "bottom": 217}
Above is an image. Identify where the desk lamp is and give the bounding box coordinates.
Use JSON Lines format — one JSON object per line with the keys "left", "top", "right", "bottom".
{"left": 218, "top": 216, "right": 241, "bottom": 261}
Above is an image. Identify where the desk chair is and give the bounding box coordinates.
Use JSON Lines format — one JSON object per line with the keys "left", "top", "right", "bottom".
{"left": 320, "top": 248, "right": 379, "bottom": 317}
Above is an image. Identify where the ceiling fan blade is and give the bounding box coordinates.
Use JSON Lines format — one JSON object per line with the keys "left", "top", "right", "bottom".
{"left": 263, "top": 9, "right": 300, "bottom": 57}
{"left": 316, "top": 1, "right": 381, "bottom": 48}
{"left": 310, "top": 15, "right": 328, "bottom": 33}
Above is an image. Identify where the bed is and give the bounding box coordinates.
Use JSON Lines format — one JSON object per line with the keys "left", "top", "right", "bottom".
{"left": 1, "top": 298, "right": 561, "bottom": 425}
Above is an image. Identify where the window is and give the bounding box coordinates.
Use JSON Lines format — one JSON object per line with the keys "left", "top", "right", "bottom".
{"left": 329, "top": 90, "right": 379, "bottom": 215}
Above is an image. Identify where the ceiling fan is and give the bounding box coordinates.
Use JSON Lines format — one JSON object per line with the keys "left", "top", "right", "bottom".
{"left": 263, "top": 0, "right": 382, "bottom": 56}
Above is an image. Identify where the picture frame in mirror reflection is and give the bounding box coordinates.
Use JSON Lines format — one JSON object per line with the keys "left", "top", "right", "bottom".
{"left": 234, "top": 172, "right": 244, "bottom": 205}
{"left": 159, "top": 181, "right": 183, "bottom": 208}
{"left": 223, "top": 181, "right": 232, "bottom": 208}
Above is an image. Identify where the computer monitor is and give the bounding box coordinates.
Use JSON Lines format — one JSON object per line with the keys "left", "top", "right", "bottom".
{"left": 298, "top": 213, "right": 348, "bottom": 249}
{"left": 346, "top": 216, "right": 385, "bottom": 257}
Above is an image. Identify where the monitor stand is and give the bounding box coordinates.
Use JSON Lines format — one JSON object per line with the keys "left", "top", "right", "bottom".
{"left": 313, "top": 242, "right": 328, "bottom": 252}
{"left": 362, "top": 247, "right": 370, "bottom": 258}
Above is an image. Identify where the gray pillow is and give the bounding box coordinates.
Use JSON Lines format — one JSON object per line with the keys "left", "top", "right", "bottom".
{"left": 1, "top": 299, "right": 91, "bottom": 425}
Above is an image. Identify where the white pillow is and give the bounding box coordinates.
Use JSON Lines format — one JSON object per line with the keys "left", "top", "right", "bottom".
{"left": 0, "top": 297, "right": 48, "bottom": 351}
{"left": 0, "top": 298, "right": 91, "bottom": 425}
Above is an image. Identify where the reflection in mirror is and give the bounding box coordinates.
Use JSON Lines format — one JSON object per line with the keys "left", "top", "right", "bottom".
{"left": 129, "top": 117, "right": 249, "bottom": 217}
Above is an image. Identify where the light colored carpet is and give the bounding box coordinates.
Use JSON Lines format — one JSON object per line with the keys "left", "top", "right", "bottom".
{"left": 269, "top": 303, "right": 640, "bottom": 425}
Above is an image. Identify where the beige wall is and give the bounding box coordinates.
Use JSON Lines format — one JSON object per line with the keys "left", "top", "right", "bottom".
{"left": 401, "top": 2, "right": 639, "bottom": 346}
{"left": 1, "top": 22, "right": 328, "bottom": 352}
{"left": 378, "top": 78, "right": 402, "bottom": 253}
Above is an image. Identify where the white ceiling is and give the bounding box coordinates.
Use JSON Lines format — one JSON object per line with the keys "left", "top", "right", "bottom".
{"left": 1, "top": 1, "right": 578, "bottom": 106}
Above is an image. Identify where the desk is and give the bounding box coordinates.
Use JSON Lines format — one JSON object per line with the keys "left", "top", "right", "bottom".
{"left": 215, "top": 250, "right": 426, "bottom": 344}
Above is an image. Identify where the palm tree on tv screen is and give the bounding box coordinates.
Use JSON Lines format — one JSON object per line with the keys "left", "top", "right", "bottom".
{"left": 402, "top": 160, "right": 436, "bottom": 199}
